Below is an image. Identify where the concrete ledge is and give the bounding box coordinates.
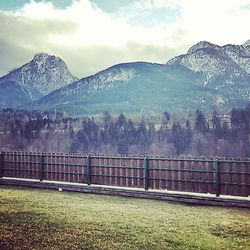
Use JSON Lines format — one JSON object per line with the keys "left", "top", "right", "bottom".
{"left": 1, "top": 178, "right": 250, "bottom": 208}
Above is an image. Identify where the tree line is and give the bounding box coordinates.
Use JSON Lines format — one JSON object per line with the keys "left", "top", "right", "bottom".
{"left": 0, "top": 104, "right": 250, "bottom": 157}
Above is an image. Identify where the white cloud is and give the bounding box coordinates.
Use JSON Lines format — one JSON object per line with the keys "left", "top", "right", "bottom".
{"left": 130, "top": 0, "right": 179, "bottom": 9}
{"left": 0, "top": 0, "right": 249, "bottom": 78}
{"left": 175, "top": 0, "right": 250, "bottom": 45}
{"left": 15, "top": 0, "right": 177, "bottom": 47}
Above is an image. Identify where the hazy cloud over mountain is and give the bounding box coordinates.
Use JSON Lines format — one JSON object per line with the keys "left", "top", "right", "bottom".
{"left": 0, "top": 0, "right": 249, "bottom": 78}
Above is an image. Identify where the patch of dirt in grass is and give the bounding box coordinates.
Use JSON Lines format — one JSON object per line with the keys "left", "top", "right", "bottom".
{"left": 210, "top": 221, "right": 250, "bottom": 250}
{"left": 211, "top": 224, "right": 250, "bottom": 239}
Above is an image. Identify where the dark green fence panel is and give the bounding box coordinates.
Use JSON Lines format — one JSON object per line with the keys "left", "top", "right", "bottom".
{"left": 1, "top": 151, "right": 250, "bottom": 197}
{"left": 0, "top": 152, "right": 4, "bottom": 178}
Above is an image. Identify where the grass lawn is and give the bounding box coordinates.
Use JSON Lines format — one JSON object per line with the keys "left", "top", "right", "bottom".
{"left": 0, "top": 186, "right": 249, "bottom": 250}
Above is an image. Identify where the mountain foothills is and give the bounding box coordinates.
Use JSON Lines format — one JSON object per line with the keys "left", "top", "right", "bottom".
{"left": 0, "top": 40, "right": 250, "bottom": 115}
{"left": 0, "top": 53, "right": 78, "bottom": 108}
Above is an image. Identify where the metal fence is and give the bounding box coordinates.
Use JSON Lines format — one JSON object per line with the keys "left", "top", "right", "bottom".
{"left": 0, "top": 151, "right": 249, "bottom": 197}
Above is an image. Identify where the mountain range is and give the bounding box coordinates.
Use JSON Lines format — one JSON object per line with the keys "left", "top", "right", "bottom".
{"left": 0, "top": 40, "right": 250, "bottom": 115}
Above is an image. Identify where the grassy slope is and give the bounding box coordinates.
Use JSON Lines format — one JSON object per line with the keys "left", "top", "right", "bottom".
{"left": 0, "top": 186, "right": 249, "bottom": 250}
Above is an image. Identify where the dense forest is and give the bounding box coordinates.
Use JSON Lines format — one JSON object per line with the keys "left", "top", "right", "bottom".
{"left": 0, "top": 104, "right": 250, "bottom": 157}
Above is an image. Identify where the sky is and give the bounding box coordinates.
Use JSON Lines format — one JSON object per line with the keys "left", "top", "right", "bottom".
{"left": 0, "top": 0, "right": 250, "bottom": 78}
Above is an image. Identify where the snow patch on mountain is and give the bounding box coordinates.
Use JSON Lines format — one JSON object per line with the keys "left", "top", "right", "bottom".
{"left": 73, "top": 66, "right": 136, "bottom": 94}
{"left": 91, "top": 67, "right": 136, "bottom": 90}
{"left": 223, "top": 44, "right": 250, "bottom": 74}
{"left": 167, "top": 40, "right": 250, "bottom": 80}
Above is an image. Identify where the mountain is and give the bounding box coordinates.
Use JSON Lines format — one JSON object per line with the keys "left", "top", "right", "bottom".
{"left": 25, "top": 40, "right": 250, "bottom": 116}
{"left": 0, "top": 53, "right": 78, "bottom": 108}
{"left": 167, "top": 41, "right": 250, "bottom": 105}
{"left": 167, "top": 40, "right": 250, "bottom": 81}
{"left": 0, "top": 81, "right": 31, "bottom": 108}
{"left": 26, "top": 62, "right": 210, "bottom": 115}
{"left": 2, "top": 40, "right": 250, "bottom": 115}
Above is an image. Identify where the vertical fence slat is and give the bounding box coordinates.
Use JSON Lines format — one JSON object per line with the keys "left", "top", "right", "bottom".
{"left": 40, "top": 153, "right": 44, "bottom": 181}
{"left": 144, "top": 157, "right": 149, "bottom": 190}
{"left": 214, "top": 160, "right": 220, "bottom": 197}
{"left": 0, "top": 152, "right": 4, "bottom": 178}
{"left": 86, "top": 155, "right": 91, "bottom": 185}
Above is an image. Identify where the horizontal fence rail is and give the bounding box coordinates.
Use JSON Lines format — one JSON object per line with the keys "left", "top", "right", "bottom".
{"left": 0, "top": 151, "right": 249, "bottom": 197}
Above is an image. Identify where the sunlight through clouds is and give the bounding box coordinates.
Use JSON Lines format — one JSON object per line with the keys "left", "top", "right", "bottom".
{"left": 0, "top": 0, "right": 249, "bottom": 78}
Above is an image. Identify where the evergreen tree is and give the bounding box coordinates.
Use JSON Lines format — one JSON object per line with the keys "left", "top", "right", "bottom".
{"left": 212, "top": 110, "right": 222, "bottom": 138}
{"left": 162, "top": 111, "right": 170, "bottom": 130}
{"left": 172, "top": 122, "right": 185, "bottom": 155}
{"left": 184, "top": 119, "right": 193, "bottom": 148}
{"left": 195, "top": 110, "right": 207, "bottom": 133}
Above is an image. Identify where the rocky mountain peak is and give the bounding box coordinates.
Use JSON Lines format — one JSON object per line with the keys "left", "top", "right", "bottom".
{"left": 33, "top": 52, "right": 50, "bottom": 60}
{"left": 187, "top": 41, "right": 220, "bottom": 54}
{"left": 33, "top": 52, "right": 63, "bottom": 65}
{"left": 243, "top": 39, "right": 250, "bottom": 47}
{"left": 31, "top": 53, "right": 67, "bottom": 72}
{"left": 0, "top": 53, "right": 78, "bottom": 100}
{"left": 167, "top": 40, "right": 250, "bottom": 79}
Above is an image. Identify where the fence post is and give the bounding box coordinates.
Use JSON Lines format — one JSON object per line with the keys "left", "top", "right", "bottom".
{"left": 86, "top": 155, "right": 91, "bottom": 185}
{"left": 40, "top": 153, "right": 45, "bottom": 181}
{"left": 144, "top": 157, "right": 149, "bottom": 190}
{"left": 214, "top": 159, "right": 220, "bottom": 197}
{"left": 0, "top": 151, "right": 4, "bottom": 178}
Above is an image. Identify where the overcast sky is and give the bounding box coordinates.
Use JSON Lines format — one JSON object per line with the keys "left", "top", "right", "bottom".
{"left": 0, "top": 0, "right": 249, "bottom": 78}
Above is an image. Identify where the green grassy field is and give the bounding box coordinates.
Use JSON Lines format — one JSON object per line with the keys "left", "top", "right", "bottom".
{"left": 0, "top": 186, "right": 249, "bottom": 250}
